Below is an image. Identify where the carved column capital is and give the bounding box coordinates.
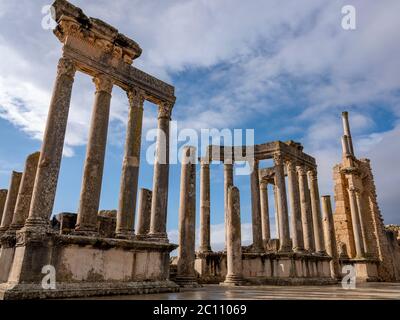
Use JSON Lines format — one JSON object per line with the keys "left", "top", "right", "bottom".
{"left": 158, "top": 101, "right": 173, "bottom": 120}
{"left": 273, "top": 152, "right": 284, "bottom": 166}
{"left": 93, "top": 74, "right": 113, "bottom": 94}
{"left": 308, "top": 167, "right": 318, "bottom": 181}
{"left": 127, "top": 87, "right": 145, "bottom": 109}
{"left": 285, "top": 159, "right": 296, "bottom": 173}
{"left": 57, "top": 57, "right": 76, "bottom": 79}
{"left": 296, "top": 164, "right": 307, "bottom": 176}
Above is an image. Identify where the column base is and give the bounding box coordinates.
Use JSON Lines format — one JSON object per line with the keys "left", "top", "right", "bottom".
{"left": 115, "top": 230, "right": 135, "bottom": 240}
{"left": 278, "top": 246, "right": 293, "bottom": 253}
{"left": 147, "top": 233, "right": 169, "bottom": 243}
{"left": 220, "top": 275, "right": 246, "bottom": 286}
{"left": 175, "top": 276, "right": 201, "bottom": 288}
{"left": 73, "top": 224, "right": 98, "bottom": 237}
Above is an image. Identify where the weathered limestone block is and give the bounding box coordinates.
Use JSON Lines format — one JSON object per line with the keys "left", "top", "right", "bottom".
{"left": 0, "top": 172, "right": 22, "bottom": 235}
{"left": 8, "top": 152, "right": 40, "bottom": 232}
{"left": 52, "top": 212, "right": 77, "bottom": 234}
{"left": 97, "top": 210, "right": 117, "bottom": 238}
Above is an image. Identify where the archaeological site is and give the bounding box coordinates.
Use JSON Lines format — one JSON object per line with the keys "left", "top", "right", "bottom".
{"left": 0, "top": 0, "right": 399, "bottom": 300}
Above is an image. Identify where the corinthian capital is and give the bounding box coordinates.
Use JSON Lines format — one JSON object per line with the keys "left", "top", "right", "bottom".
{"left": 296, "top": 165, "right": 307, "bottom": 176}
{"left": 57, "top": 57, "right": 76, "bottom": 79}
{"left": 273, "top": 152, "right": 284, "bottom": 166}
{"left": 93, "top": 74, "right": 113, "bottom": 94}
{"left": 285, "top": 159, "right": 296, "bottom": 173}
{"left": 127, "top": 88, "right": 145, "bottom": 109}
{"left": 308, "top": 167, "right": 318, "bottom": 181}
{"left": 158, "top": 101, "right": 173, "bottom": 120}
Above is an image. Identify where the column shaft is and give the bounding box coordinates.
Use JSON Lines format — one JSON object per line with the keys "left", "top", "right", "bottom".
{"left": 149, "top": 102, "right": 172, "bottom": 241}
{"left": 0, "top": 190, "right": 8, "bottom": 227}
{"left": 308, "top": 168, "right": 325, "bottom": 253}
{"left": 355, "top": 190, "right": 369, "bottom": 255}
{"left": 26, "top": 57, "right": 76, "bottom": 229}
{"left": 259, "top": 181, "right": 270, "bottom": 245}
{"left": 223, "top": 186, "right": 244, "bottom": 285}
{"left": 76, "top": 75, "right": 113, "bottom": 234}
{"left": 287, "top": 161, "right": 304, "bottom": 252}
{"left": 348, "top": 187, "right": 365, "bottom": 258}
{"left": 273, "top": 184, "right": 280, "bottom": 239}
{"left": 176, "top": 147, "right": 197, "bottom": 285}
{"left": 116, "top": 88, "right": 144, "bottom": 238}
{"left": 9, "top": 152, "right": 40, "bottom": 232}
{"left": 199, "top": 161, "right": 211, "bottom": 252}
{"left": 274, "top": 153, "right": 291, "bottom": 252}
{"left": 0, "top": 172, "right": 22, "bottom": 233}
{"left": 223, "top": 163, "right": 234, "bottom": 249}
{"left": 250, "top": 160, "right": 263, "bottom": 252}
{"left": 297, "top": 165, "right": 315, "bottom": 252}
{"left": 136, "top": 188, "right": 152, "bottom": 238}
{"left": 321, "top": 195, "right": 340, "bottom": 279}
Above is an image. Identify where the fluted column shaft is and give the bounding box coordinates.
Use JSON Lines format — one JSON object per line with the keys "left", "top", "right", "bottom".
{"left": 308, "top": 168, "right": 325, "bottom": 254}
{"left": 348, "top": 187, "right": 365, "bottom": 258}
{"left": 136, "top": 188, "right": 152, "bottom": 238}
{"left": 9, "top": 152, "right": 40, "bottom": 232}
{"left": 223, "top": 162, "right": 234, "bottom": 249}
{"left": 149, "top": 102, "right": 172, "bottom": 241}
{"left": 274, "top": 153, "right": 291, "bottom": 252}
{"left": 224, "top": 186, "right": 244, "bottom": 285}
{"left": 0, "top": 172, "right": 22, "bottom": 234}
{"left": 199, "top": 160, "right": 211, "bottom": 252}
{"left": 76, "top": 75, "right": 113, "bottom": 234}
{"left": 287, "top": 160, "right": 304, "bottom": 252}
{"left": 116, "top": 88, "right": 145, "bottom": 238}
{"left": 297, "top": 165, "right": 315, "bottom": 252}
{"left": 176, "top": 147, "right": 197, "bottom": 285}
{"left": 250, "top": 160, "right": 263, "bottom": 252}
{"left": 321, "top": 195, "right": 340, "bottom": 279}
{"left": 259, "top": 181, "right": 270, "bottom": 245}
{"left": 26, "top": 57, "right": 76, "bottom": 229}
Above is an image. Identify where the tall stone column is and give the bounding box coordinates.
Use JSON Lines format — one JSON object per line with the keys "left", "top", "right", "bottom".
{"left": 273, "top": 183, "right": 280, "bottom": 239}
{"left": 308, "top": 168, "right": 325, "bottom": 254}
{"left": 25, "top": 57, "right": 76, "bottom": 231}
{"left": 76, "top": 74, "right": 113, "bottom": 235}
{"left": 273, "top": 153, "right": 291, "bottom": 252}
{"left": 348, "top": 187, "right": 365, "bottom": 258}
{"left": 355, "top": 189, "right": 369, "bottom": 256}
{"left": 0, "top": 190, "right": 8, "bottom": 227}
{"left": 149, "top": 102, "right": 173, "bottom": 242}
{"left": 116, "top": 88, "right": 145, "bottom": 238}
{"left": 199, "top": 160, "right": 211, "bottom": 252}
{"left": 321, "top": 195, "right": 340, "bottom": 279}
{"left": 297, "top": 165, "right": 315, "bottom": 252}
{"left": 0, "top": 172, "right": 22, "bottom": 234}
{"left": 176, "top": 146, "right": 198, "bottom": 286}
{"left": 8, "top": 152, "right": 40, "bottom": 232}
{"left": 259, "top": 181, "right": 270, "bottom": 245}
{"left": 223, "top": 186, "right": 245, "bottom": 285}
{"left": 136, "top": 188, "right": 152, "bottom": 239}
{"left": 286, "top": 160, "right": 304, "bottom": 252}
{"left": 250, "top": 160, "right": 263, "bottom": 252}
{"left": 342, "top": 111, "right": 354, "bottom": 155}
{"left": 223, "top": 162, "right": 234, "bottom": 249}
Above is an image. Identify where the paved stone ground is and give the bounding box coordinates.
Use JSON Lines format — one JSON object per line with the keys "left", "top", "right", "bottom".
{"left": 93, "top": 283, "right": 400, "bottom": 300}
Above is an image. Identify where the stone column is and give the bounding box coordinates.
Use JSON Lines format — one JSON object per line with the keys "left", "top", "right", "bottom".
{"left": 286, "top": 160, "right": 304, "bottom": 252}
{"left": 199, "top": 160, "right": 211, "bottom": 252}
{"left": 76, "top": 74, "right": 113, "bottom": 235}
{"left": 259, "top": 181, "right": 270, "bottom": 245}
{"left": 8, "top": 152, "right": 40, "bottom": 232}
{"left": 25, "top": 57, "right": 76, "bottom": 230}
{"left": 308, "top": 168, "right": 325, "bottom": 254}
{"left": 321, "top": 195, "right": 340, "bottom": 279}
{"left": 0, "top": 190, "right": 8, "bottom": 227}
{"left": 273, "top": 153, "right": 291, "bottom": 252}
{"left": 348, "top": 187, "right": 365, "bottom": 258}
{"left": 273, "top": 183, "right": 280, "bottom": 239}
{"left": 223, "top": 186, "right": 245, "bottom": 285}
{"left": 297, "top": 165, "right": 315, "bottom": 252}
{"left": 250, "top": 160, "right": 263, "bottom": 252}
{"left": 176, "top": 146, "right": 198, "bottom": 286}
{"left": 149, "top": 102, "right": 173, "bottom": 242}
{"left": 116, "top": 88, "right": 145, "bottom": 238}
{"left": 342, "top": 111, "right": 354, "bottom": 155}
{"left": 0, "top": 172, "right": 22, "bottom": 234}
{"left": 355, "top": 190, "right": 369, "bottom": 256}
{"left": 136, "top": 188, "right": 152, "bottom": 239}
{"left": 223, "top": 162, "right": 234, "bottom": 249}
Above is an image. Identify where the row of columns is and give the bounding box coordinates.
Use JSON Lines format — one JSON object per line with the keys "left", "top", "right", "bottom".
{"left": 20, "top": 56, "right": 172, "bottom": 240}
{"left": 197, "top": 153, "right": 326, "bottom": 254}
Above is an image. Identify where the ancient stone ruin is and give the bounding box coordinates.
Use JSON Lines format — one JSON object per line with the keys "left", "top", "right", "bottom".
{"left": 0, "top": 0, "right": 399, "bottom": 300}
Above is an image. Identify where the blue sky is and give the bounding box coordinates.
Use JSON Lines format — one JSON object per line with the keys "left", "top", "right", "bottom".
{"left": 0, "top": 0, "right": 399, "bottom": 249}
